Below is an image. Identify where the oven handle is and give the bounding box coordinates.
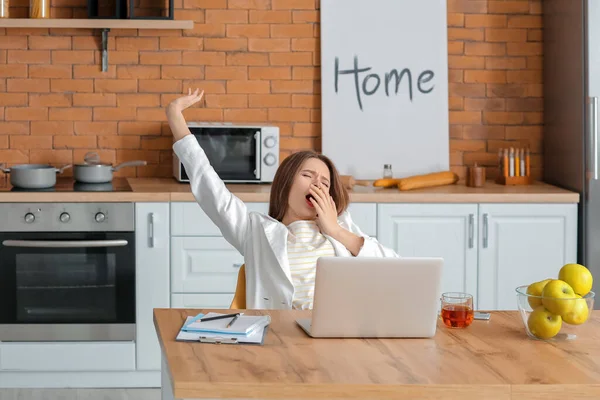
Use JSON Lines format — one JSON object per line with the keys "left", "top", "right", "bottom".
{"left": 254, "top": 131, "right": 260, "bottom": 179}
{"left": 1, "top": 239, "right": 129, "bottom": 248}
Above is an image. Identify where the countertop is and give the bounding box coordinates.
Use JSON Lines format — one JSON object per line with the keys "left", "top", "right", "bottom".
{"left": 154, "top": 308, "right": 600, "bottom": 400}
{"left": 0, "top": 178, "right": 580, "bottom": 203}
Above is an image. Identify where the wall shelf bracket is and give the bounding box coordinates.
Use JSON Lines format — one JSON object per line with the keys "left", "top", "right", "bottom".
{"left": 101, "top": 28, "right": 110, "bottom": 72}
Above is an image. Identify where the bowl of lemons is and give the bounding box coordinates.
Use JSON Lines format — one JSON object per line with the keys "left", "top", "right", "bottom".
{"left": 516, "top": 263, "right": 595, "bottom": 341}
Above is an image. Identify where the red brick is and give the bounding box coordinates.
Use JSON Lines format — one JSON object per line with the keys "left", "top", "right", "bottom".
{"left": 0, "top": 93, "right": 27, "bottom": 106}
{"left": 98, "top": 51, "right": 138, "bottom": 65}
{"left": 28, "top": 36, "right": 71, "bottom": 49}
{"left": 181, "top": 80, "right": 226, "bottom": 94}
{"left": 449, "top": 111, "right": 481, "bottom": 124}
{"left": 448, "top": 42, "right": 464, "bottom": 55}
{"left": 248, "top": 38, "right": 290, "bottom": 52}
{"left": 51, "top": 79, "right": 94, "bottom": 93}
{"left": 99, "top": 136, "right": 141, "bottom": 149}
{"left": 161, "top": 66, "right": 204, "bottom": 79}
{"left": 249, "top": 94, "right": 291, "bottom": 107}
{"left": 139, "top": 80, "right": 182, "bottom": 93}
{"left": 29, "top": 94, "right": 71, "bottom": 108}
{"left": 270, "top": 52, "right": 312, "bottom": 66}
{"left": 74, "top": 122, "right": 117, "bottom": 136}
{"left": 117, "top": 94, "right": 160, "bottom": 108}
{"left": 506, "top": 126, "right": 543, "bottom": 140}
{"left": 52, "top": 50, "right": 94, "bottom": 64}
{"left": 508, "top": 16, "right": 542, "bottom": 28}
{"left": 205, "top": 66, "right": 247, "bottom": 80}
{"left": 160, "top": 37, "right": 202, "bottom": 50}
{"left": 117, "top": 66, "right": 161, "bottom": 79}
{"left": 507, "top": 70, "right": 542, "bottom": 84}
{"left": 268, "top": 108, "right": 310, "bottom": 122}
{"left": 271, "top": 24, "right": 313, "bottom": 38}
{"left": 485, "top": 57, "right": 527, "bottom": 70}
{"left": 280, "top": 137, "right": 318, "bottom": 150}
{"left": 137, "top": 108, "right": 167, "bottom": 122}
{"left": 448, "top": 28, "right": 484, "bottom": 41}
{"left": 448, "top": 70, "right": 463, "bottom": 83}
{"left": 205, "top": 94, "right": 248, "bottom": 108}
{"left": 292, "top": 67, "right": 318, "bottom": 80}
{"left": 448, "top": 56, "right": 485, "bottom": 69}
{"left": 0, "top": 135, "right": 6, "bottom": 149}
{"left": 226, "top": 53, "right": 269, "bottom": 66}
{"left": 95, "top": 79, "right": 138, "bottom": 93}
{"left": 487, "top": 84, "right": 527, "bottom": 98}
{"left": 465, "top": 15, "right": 507, "bottom": 28}
{"left": 205, "top": 38, "right": 247, "bottom": 51}
{"left": 229, "top": 0, "right": 270, "bottom": 8}
{"left": 528, "top": 30, "right": 542, "bottom": 42}
{"left": 118, "top": 122, "right": 162, "bottom": 136}
{"left": 187, "top": 24, "right": 226, "bottom": 38}
{"left": 272, "top": 80, "right": 314, "bottom": 93}
{"left": 483, "top": 111, "right": 524, "bottom": 125}
{"left": 463, "top": 125, "right": 505, "bottom": 139}
{"left": 488, "top": 1, "right": 530, "bottom": 14}
{"left": 30, "top": 149, "right": 73, "bottom": 165}
{"left": 139, "top": 52, "right": 182, "bottom": 65}
{"left": 291, "top": 94, "right": 319, "bottom": 108}
{"left": 116, "top": 37, "right": 158, "bottom": 51}
{"left": 485, "top": 29, "right": 527, "bottom": 42}
{"left": 292, "top": 11, "right": 318, "bottom": 23}
{"left": 8, "top": 50, "right": 51, "bottom": 64}
{"left": 227, "top": 80, "right": 270, "bottom": 94}
{"left": 5, "top": 107, "right": 48, "bottom": 121}
{"left": 11, "top": 136, "right": 53, "bottom": 149}
{"left": 224, "top": 108, "right": 268, "bottom": 122}
{"left": 464, "top": 98, "right": 506, "bottom": 111}
{"left": 50, "top": 108, "right": 92, "bottom": 121}
{"left": 174, "top": 8, "right": 205, "bottom": 21}
{"left": 227, "top": 24, "right": 270, "bottom": 38}
{"left": 450, "top": 139, "right": 486, "bottom": 153}
{"left": 449, "top": 97, "right": 463, "bottom": 111}
{"left": 140, "top": 137, "right": 173, "bottom": 150}
{"left": 507, "top": 43, "right": 542, "bottom": 56}
{"left": 8, "top": 79, "right": 50, "bottom": 92}
{"left": 465, "top": 43, "right": 506, "bottom": 56}
{"left": 291, "top": 38, "right": 318, "bottom": 52}
{"left": 31, "top": 121, "right": 74, "bottom": 136}
{"left": 530, "top": 1, "right": 542, "bottom": 15}
{"left": 54, "top": 136, "right": 98, "bottom": 149}
{"left": 28, "top": 65, "right": 71, "bottom": 79}
{"left": 73, "top": 93, "right": 116, "bottom": 107}
{"left": 272, "top": 0, "right": 314, "bottom": 9}
{"left": 73, "top": 36, "right": 109, "bottom": 50}
{"left": 293, "top": 123, "right": 319, "bottom": 137}
{"left": 0, "top": 64, "right": 27, "bottom": 78}
{"left": 448, "top": 13, "right": 465, "bottom": 28}
{"left": 464, "top": 70, "right": 506, "bottom": 84}
{"left": 183, "top": 51, "right": 226, "bottom": 65}
{"left": 116, "top": 150, "right": 160, "bottom": 164}
{"left": 206, "top": 10, "right": 248, "bottom": 23}
{"left": 527, "top": 56, "right": 542, "bottom": 69}
{"left": 181, "top": 108, "right": 224, "bottom": 121}
{"left": 249, "top": 66, "right": 291, "bottom": 80}
{"left": 73, "top": 65, "right": 117, "bottom": 79}
{"left": 507, "top": 98, "right": 543, "bottom": 112}
{"left": 0, "top": 37, "right": 27, "bottom": 49}
{"left": 184, "top": 0, "right": 226, "bottom": 8}
{"left": 94, "top": 107, "right": 136, "bottom": 121}
{"left": 249, "top": 10, "right": 291, "bottom": 24}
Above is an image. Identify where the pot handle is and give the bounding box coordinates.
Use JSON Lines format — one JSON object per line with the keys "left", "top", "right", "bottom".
{"left": 0, "top": 163, "right": 9, "bottom": 173}
{"left": 112, "top": 160, "right": 147, "bottom": 172}
{"left": 56, "top": 164, "right": 73, "bottom": 174}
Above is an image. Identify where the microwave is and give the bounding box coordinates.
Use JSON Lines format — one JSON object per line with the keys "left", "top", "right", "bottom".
{"left": 173, "top": 122, "right": 280, "bottom": 183}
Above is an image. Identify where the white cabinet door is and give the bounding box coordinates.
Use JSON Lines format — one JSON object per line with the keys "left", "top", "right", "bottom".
{"left": 346, "top": 203, "right": 377, "bottom": 237}
{"left": 171, "top": 202, "right": 269, "bottom": 236}
{"left": 171, "top": 236, "right": 243, "bottom": 293}
{"left": 478, "top": 204, "right": 578, "bottom": 311}
{"left": 377, "top": 204, "right": 479, "bottom": 307}
{"left": 171, "top": 293, "right": 235, "bottom": 309}
{"left": 135, "top": 202, "right": 170, "bottom": 371}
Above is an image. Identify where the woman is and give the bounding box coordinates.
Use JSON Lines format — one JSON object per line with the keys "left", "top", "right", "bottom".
{"left": 167, "top": 88, "right": 399, "bottom": 310}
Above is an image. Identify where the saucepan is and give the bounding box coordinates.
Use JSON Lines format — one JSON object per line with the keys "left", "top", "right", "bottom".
{"left": 0, "top": 163, "right": 72, "bottom": 189}
{"left": 73, "top": 152, "right": 147, "bottom": 184}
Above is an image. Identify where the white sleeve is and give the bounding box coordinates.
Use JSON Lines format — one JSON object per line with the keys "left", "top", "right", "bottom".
{"left": 173, "top": 135, "right": 250, "bottom": 255}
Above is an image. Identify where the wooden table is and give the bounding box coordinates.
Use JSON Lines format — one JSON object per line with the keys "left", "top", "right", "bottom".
{"left": 154, "top": 308, "right": 600, "bottom": 400}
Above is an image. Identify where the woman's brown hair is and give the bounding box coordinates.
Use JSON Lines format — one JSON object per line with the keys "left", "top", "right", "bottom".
{"left": 268, "top": 150, "right": 349, "bottom": 222}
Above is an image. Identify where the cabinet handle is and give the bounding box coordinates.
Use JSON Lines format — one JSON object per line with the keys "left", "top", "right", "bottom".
{"left": 233, "top": 263, "right": 243, "bottom": 268}
{"left": 149, "top": 213, "right": 155, "bottom": 248}
{"left": 483, "top": 213, "right": 489, "bottom": 248}
{"left": 468, "top": 213, "right": 474, "bottom": 248}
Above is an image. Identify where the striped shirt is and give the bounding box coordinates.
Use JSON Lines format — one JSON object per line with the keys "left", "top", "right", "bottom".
{"left": 286, "top": 220, "right": 335, "bottom": 310}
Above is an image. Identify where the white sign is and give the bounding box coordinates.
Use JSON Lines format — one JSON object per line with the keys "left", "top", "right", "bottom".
{"left": 321, "top": 0, "right": 449, "bottom": 180}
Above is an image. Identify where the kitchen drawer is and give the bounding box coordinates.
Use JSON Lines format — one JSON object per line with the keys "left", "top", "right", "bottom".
{"left": 171, "top": 202, "right": 269, "bottom": 236}
{"left": 346, "top": 203, "right": 377, "bottom": 237}
{"left": 171, "top": 293, "right": 235, "bottom": 309}
{"left": 0, "top": 342, "right": 135, "bottom": 371}
{"left": 171, "top": 236, "right": 242, "bottom": 293}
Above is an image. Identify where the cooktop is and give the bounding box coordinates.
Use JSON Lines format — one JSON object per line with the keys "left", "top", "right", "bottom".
{"left": 0, "top": 178, "right": 133, "bottom": 192}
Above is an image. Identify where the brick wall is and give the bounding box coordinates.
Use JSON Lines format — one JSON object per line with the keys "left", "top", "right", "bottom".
{"left": 0, "top": 0, "right": 542, "bottom": 185}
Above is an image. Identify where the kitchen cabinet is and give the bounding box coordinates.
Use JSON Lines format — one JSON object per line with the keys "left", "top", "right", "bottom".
{"left": 377, "top": 204, "right": 479, "bottom": 306}
{"left": 477, "top": 203, "right": 577, "bottom": 311}
{"left": 377, "top": 203, "right": 578, "bottom": 311}
{"left": 134, "top": 202, "right": 170, "bottom": 371}
{"left": 171, "top": 293, "right": 235, "bottom": 309}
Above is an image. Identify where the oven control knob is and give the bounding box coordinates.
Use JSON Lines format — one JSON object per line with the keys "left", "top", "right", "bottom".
{"left": 95, "top": 212, "right": 106, "bottom": 223}
{"left": 264, "top": 136, "right": 277, "bottom": 148}
{"left": 59, "top": 212, "right": 70, "bottom": 223}
{"left": 263, "top": 153, "right": 277, "bottom": 166}
{"left": 24, "top": 213, "right": 35, "bottom": 223}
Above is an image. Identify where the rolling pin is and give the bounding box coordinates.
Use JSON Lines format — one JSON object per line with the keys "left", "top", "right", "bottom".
{"left": 340, "top": 175, "right": 372, "bottom": 189}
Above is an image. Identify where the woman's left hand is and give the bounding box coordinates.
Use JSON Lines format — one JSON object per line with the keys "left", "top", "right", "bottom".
{"left": 309, "top": 184, "right": 341, "bottom": 237}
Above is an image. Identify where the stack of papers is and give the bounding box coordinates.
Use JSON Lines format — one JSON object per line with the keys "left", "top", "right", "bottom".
{"left": 176, "top": 312, "right": 271, "bottom": 345}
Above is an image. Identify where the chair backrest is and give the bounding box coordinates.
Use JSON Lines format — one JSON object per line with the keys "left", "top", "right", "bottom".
{"left": 229, "top": 264, "right": 246, "bottom": 309}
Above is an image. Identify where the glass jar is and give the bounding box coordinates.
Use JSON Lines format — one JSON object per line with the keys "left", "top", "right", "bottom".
{"left": 383, "top": 164, "right": 393, "bottom": 179}
{"left": 0, "top": 0, "right": 8, "bottom": 18}
{"left": 30, "top": 0, "right": 50, "bottom": 19}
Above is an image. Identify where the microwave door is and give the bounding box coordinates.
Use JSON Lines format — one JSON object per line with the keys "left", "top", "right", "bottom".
{"left": 254, "top": 131, "right": 260, "bottom": 179}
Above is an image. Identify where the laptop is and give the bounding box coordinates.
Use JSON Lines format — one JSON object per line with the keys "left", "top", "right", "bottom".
{"left": 295, "top": 256, "right": 444, "bottom": 338}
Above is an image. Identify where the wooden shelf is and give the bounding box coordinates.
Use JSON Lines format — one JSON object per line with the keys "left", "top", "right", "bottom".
{"left": 0, "top": 18, "right": 194, "bottom": 30}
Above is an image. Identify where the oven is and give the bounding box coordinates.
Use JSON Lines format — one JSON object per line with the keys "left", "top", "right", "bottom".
{"left": 0, "top": 203, "right": 135, "bottom": 342}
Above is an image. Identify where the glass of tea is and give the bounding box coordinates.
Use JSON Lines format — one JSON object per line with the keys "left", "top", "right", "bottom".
{"left": 440, "top": 292, "right": 474, "bottom": 328}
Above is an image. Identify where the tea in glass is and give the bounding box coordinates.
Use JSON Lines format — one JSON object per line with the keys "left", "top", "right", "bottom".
{"left": 441, "top": 292, "right": 474, "bottom": 328}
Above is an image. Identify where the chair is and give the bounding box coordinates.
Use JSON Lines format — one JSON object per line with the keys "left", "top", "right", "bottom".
{"left": 229, "top": 264, "right": 246, "bottom": 309}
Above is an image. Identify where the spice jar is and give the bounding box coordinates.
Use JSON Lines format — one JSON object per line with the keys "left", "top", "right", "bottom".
{"left": 30, "top": 0, "right": 50, "bottom": 18}
{"left": 467, "top": 163, "right": 486, "bottom": 188}
{"left": 0, "top": 0, "right": 8, "bottom": 18}
{"left": 383, "top": 164, "right": 393, "bottom": 179}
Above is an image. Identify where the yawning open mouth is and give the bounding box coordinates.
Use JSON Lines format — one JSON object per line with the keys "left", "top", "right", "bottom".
{"left": 305, "top": 194, "right": 315, "bottom": 207}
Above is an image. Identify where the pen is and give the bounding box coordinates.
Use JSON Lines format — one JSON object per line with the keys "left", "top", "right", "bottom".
{"left": 226, "top": 314, "right": 239, "bottom": 328}
{"left": 199, "top": 313, "right": 240, "bottom": 322}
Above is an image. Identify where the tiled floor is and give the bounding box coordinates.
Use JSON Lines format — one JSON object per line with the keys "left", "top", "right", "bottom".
{"left": 0, "top": 389, "right": 160, "bottom": 400}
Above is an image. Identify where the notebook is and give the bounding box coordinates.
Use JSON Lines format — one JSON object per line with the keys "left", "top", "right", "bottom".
{"left": 181, "top": 312, "right": 271, "bottom": 336}
{"left": 176, "top": 315, "right": 270, "bottom": 345}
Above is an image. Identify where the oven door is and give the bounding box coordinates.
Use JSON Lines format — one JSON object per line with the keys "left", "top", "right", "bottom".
{"left": 191, "top": 127, "right": 261, "bottom": 181}
{"left": 0, "top": 231, "right": 135, "bottom": 342}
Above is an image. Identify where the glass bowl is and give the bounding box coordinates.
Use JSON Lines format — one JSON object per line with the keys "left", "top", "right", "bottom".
{"left": 515, "top": 285, "right": 595, "bottom": 341}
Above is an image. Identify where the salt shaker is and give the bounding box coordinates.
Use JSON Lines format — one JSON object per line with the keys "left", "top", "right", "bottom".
{"left": 383, "top": 164, "right": 393, "bottom": 179}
